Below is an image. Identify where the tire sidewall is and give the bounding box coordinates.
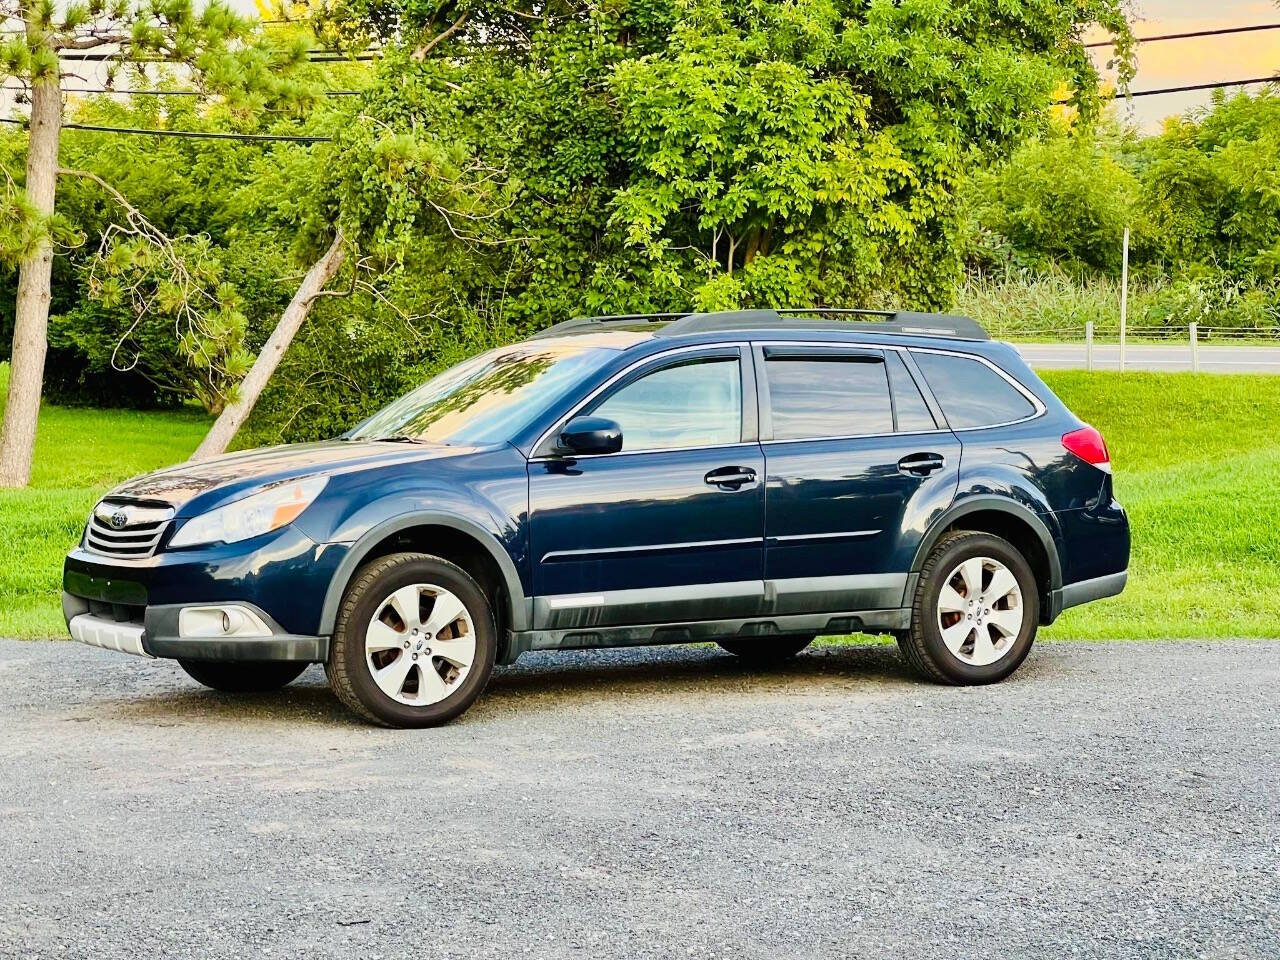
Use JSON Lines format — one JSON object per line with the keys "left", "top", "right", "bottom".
{"left": 333, "top": 555, "right": 497, "bottom": 727}
{"left": 916, "top": 534, "right": 1039, "bottom": 684}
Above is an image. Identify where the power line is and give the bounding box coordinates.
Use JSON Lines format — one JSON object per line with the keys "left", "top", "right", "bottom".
{"left": 1085, "top": 22, "right": 1280, "bottom": 48}
{"left": 0, "top": 116, "right": 331, "bottom": 141}
{"left": 1107, "top": 76, "right": 1277, "bottom": 99}
{"left": 56, "top": 86, "right": 363, "bottom": 96}
{"left": 44, "top": 74, "right": 1280, "bottom": 113}
{"left": 53, "top": 49, "right": 380, "bottom": 61}
{"left": 0, "top": 73, "right": 1270, "bottom": 145}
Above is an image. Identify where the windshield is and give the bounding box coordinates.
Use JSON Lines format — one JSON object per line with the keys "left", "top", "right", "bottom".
{"left": 346, "top": 342, "right": 617, "bottom": 446}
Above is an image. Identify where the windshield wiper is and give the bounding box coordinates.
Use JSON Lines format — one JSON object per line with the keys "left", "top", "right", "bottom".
{"left": 372, "top": 435, "right": 427, "bottom": 444}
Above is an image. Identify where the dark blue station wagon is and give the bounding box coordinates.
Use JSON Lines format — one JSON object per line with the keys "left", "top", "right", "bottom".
{"left": 64, "top": 309, "right": 1129, "bottom": 726}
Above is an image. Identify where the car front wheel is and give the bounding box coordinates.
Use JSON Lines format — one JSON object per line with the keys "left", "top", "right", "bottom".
{"left": 326, "top": 552, "right": 497, "bottom": 728}
{"left": 898, "top": 531, "right": 1039, "bottom": 685}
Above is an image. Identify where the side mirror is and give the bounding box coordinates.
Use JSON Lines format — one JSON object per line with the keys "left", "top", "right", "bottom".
{"left": 559, "top": 416, "right": 622, "bottom": 455}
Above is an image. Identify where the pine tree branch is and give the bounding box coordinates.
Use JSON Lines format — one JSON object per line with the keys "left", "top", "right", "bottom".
{"left": 411, "top": 10, "right": 469, "bottom": 62}
{"left": 56, "top": 166, "right": 141, "bottom": 219}
{"left": 58, "top": 34, "right": 131, "bottom": 50}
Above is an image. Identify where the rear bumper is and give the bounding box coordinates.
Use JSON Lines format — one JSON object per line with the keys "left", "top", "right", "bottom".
{"left": 1049, "top": 568, "right": 1128, "bottom": 620}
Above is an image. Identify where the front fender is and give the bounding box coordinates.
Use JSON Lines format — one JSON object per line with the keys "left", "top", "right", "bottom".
{"left": 316, "top": 509, "right": 531, "bottom": 635}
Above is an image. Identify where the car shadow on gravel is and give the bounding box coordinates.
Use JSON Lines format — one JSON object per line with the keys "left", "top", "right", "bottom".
{"left": 104, "top": 641, "right": 923, "bottom": 727}
{"left": 487, "top": 640, "right": 916, "bottom": 697}
{"left": 104, "top": 672, "right": 358, "bottom": 726}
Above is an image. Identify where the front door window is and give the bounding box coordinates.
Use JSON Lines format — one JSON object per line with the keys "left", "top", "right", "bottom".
{"left": 590, "top": 358, "right": 742, "bottom": 451}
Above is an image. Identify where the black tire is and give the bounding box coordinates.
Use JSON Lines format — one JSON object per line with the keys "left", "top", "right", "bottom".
{"left": 325, "top": 552, "right": 497, "bottom": 728}
{"left": 716, "top": 634, "right": 814, "bottom": 665}
{"left": 178, "top": 660, "right": 308, "bottom": 692}
{"left": 898, "top": 531, "right": 1039, "bottom": 685}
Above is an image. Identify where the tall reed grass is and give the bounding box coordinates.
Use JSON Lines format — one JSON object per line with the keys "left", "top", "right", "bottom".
{"left": 957, "top": 272, "right": 1280, "bottom": 341}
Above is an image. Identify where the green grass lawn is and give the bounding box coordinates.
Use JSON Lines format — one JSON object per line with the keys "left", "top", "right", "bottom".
{"left": 0, "top": 362, "right": 1276, "bottom": 640}
{"left": 1040, "top": 371, "right": 1280, "bottom": 640}
{"left": 0, "top": 364, "right": 210, "bottom": 637}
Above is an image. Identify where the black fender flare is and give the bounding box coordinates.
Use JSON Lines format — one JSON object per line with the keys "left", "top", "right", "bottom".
{"left": 318, "top": 511, "right": 531, "bottom": 635}
{"left": 909, "top": 495, "right": 1063, "bottom": 594}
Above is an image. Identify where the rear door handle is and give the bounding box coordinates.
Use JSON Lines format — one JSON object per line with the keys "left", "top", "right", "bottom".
{"left": 704, "top": 466, "right": 757, "bottom": 490}
{"left": 897, "top": 452, "right": 947, "bottom": 477}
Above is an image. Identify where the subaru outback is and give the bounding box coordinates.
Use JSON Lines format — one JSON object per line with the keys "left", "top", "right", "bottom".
{"left": 63, "top": 309, "right": 1129, "bottom": 727}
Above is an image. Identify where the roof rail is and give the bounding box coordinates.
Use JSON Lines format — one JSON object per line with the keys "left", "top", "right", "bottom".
{"left": 530, "top": 312, "right": 690, "bottom": 339}
{"left": 660, "top": 308, "right": 989, "bottom": 341}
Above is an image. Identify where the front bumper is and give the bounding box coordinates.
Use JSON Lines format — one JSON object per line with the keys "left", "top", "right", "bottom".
{"left": 68, "top": 609, "right": 150, "bottom": 657}
{"left": 63, "top": 592, "right": 329, "bottom": 662}
{"left": 62, "top": 524, "right": 343, "bottom": 662}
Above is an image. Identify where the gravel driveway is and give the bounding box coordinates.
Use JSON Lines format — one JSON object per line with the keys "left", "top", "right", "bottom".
{"left": 1, "top": 637, "right": 1277, "bottom": 959}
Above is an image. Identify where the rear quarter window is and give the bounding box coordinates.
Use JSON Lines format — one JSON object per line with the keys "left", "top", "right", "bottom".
{"left": 912, "top": 352, "right": 1037, "bottom": 429}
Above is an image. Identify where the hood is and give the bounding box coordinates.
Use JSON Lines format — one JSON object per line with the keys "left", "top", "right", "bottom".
{"left": 104, "top": 440, "right": 479, "bottom": 514}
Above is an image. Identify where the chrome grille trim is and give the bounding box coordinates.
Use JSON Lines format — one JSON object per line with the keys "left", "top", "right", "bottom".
{"left": 84, "top": 500, "right": 175, "bottom": 560}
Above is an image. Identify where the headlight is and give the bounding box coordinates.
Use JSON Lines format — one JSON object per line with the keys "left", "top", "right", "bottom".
{"left": 169, "top": 476, "right": 328, "bottom": 548}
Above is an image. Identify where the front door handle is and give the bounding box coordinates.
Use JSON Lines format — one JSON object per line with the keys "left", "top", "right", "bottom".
{"left": 704, "top": 466, "right": 757, "bottom": 490}
{"left": 897, "top": 452, "right": 947, "bottom": 477}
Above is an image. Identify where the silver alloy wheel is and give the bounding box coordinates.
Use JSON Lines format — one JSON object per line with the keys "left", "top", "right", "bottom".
{"left": 364, "top": 583, "right": 476, "bottom": 706}
{"left": 936, "top": 556, "right": 1024, "bottom": 667}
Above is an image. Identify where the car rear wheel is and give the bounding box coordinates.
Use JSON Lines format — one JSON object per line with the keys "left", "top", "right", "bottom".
{"left": 716, "top": 634, "right": 814, "bottom": 664}
{"left": 898, "top": 531, "right": 1039, "bottom": 685}
{"left": 326, "top": 552, "right": 497, "bottom": 728}
{"left": 178, "top": 660, "right": 308, "bottom": 692}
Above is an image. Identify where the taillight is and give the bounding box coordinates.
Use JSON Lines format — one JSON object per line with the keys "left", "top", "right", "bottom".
{"left": 1062, "top": 425, "right": 1111, "bottom": 473}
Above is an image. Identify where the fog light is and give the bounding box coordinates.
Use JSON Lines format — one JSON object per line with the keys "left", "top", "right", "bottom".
{"left": 178, "top": 605, "right": 272, "bottom": 638}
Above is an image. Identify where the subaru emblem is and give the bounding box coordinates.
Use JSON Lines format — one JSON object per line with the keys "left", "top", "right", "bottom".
{"left": 109, "top": 509, "right": 129, "bottom": 530}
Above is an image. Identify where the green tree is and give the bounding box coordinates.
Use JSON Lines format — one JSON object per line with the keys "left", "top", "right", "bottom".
{"left": 229, "top": 0, "right": 1135, "bottom": 443}
{"left": 1136, "top": 88, "right": 1280, "bottom": 277}
{"left": 962, "top": 126, "right": 1143, "bottom": 274}
{"left": 0, "top": 0, "right": 311, "bottom": 487}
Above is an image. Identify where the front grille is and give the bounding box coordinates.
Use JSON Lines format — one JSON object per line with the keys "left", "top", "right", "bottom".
{"left": 85, "top": 500, "right": 175, "bottom": 560}
{"left": 86, "top": 598, "right": 145, "bottom": 626}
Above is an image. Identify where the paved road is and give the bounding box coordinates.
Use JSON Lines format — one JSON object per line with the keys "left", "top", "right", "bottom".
{"left": 1017, "top": 342, "right": 1280, "bottom": 373}
{"left": 2, "top": 638, "right": 1277, "bottom": 960}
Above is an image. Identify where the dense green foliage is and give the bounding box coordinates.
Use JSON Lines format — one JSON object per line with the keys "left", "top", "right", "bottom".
{"left": 259, "top": 0, "right": 1132, "bottom": 441}
{"left": 963, "top": 88, "right": 1280, "bottom": 334}
{"left": 3, "top": 0, "right": 1132, "bottom": 440}
{"left": 5, "top": 360, "right": 1276, "bottom": 641}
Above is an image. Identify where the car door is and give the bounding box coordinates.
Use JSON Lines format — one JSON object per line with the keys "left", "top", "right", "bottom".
{"left": 528, "top": 345, "right": 766, "bottom": 631}
{"left": 755, "top": 343, "right": 961, "bottom": 615}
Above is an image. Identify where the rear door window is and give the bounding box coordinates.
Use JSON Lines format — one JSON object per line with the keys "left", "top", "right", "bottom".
{"left": 912, "top": 352, "right": 1037, "bottom": 429}
{"left": 764, "top": 355, "right": 893, "bottom": 440}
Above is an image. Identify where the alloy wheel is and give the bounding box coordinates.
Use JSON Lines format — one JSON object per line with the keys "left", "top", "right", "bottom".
{"left": 935, "top": 556, "right": 1025, "bottom": 667}
{"left": 364, "top": 583, "right": 476, "bottom": 705}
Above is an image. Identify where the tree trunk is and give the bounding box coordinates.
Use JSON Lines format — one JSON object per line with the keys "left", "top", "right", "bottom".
{"left": 0, "top": 75, "right": 62, "bottom": 489}
{"left": 191, "top": 231, "right": 346, "bottom": 460}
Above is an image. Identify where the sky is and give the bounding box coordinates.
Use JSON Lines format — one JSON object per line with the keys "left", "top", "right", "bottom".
{"left": 1089, "top": 0, "right": 1279, "bottom": 130}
